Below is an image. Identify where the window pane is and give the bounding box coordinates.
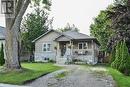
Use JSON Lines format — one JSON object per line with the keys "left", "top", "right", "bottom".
{"left": 83, "top": 43, "right": 86, "bottom": 49}
{"left": 83, "top": 43, "right": 88, "bottom": 49}
{"left": 48, "top": 44, "right": 51, "bottom": 47}
{"left": 43, "top": 43, "right": 46, "bottom": 51}
{"left": 43, "top": 48, "right": 46, "bottom": 51}
{"left": 47, "top": 48, "right": 50, "bottom": 51}
{"left": 44, "top": 44, "right": 46, "bottom": 47}
{"left": 47, "top": 44, "right": 51, "bottom": 51}
{"left": 79, "top": 43, "right": 82, "bottom": 49}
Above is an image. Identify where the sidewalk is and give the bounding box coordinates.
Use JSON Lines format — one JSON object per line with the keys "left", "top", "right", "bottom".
{"left": 0, "top": 84, "right": 30, "bottom": 87}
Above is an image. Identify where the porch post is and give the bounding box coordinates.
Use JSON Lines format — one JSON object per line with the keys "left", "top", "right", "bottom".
{"left": 91, "top": 40, "right": 94, "bottom": 49}
{"left": 91, "top": 40, "right": 95, "bottom": 63}
{"left": 71, "top": 41, "right": 73, "bottom": 56}
{"left": 57, "top": 42, "right": 60, "bottom": 58}
{"left": 70, "top": 40, "right": 72, "bottom": 56}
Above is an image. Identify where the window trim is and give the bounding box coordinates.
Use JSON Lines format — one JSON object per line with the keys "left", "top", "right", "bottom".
{"left": 78, "top": 43, "right": 83, "bottom": 49}
{"left": 42, "top": 43, "right": 51, "bottom": 52}
{"left": 78, "top": 42, "right": 88, "bottom": 49}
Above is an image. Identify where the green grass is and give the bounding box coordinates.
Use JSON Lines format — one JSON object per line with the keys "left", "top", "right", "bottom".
{"left": 107, "top": 67, "right": 130, "bottom": 87}
{"left": 0, "top": 63, "right": 61, "bottom": 85}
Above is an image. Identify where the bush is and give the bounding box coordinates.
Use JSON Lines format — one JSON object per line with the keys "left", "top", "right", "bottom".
{"left": 110, "top": 48, "right": 116, "bottom": 63}
{"left": 111, "top": 40, "right": 130, "bottom": 75}
{"left": 0, "top": 43, "right": 5, "bottom": 66}
{"left": 111, "top": 42, "right": 122, "bottom": 69}
{"left": 118, "top": 41, "right": 130, "bottom": 75}
{"left": 48, "top": 59, "right": 56, "bottom": 63}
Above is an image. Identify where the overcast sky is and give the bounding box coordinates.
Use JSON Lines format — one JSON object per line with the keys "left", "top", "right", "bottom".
{"left": 0, "top": 0, "right": 113, "bottom": 35}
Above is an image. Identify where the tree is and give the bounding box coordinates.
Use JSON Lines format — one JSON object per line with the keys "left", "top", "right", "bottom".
{"left": 107, "top": 0, "right": 130, "bottom": 52}
{"left": 0, "top": 44, "right": 5, "bottom": 66}
{"left": 57, "top": 23, "right": 79, "bottom": 32}
{"left": 111, "top": 41, "right": 122, "bottom": 69}
{"left": 21, "top": 7, "right": 50, "bottom": 57}
{"left": 4, "top": 0, "right": 51, "bottom": 69}
{"left": 106, "top": 0, "right": 130, "bottom": 75}
{"left": 119, "top": 40, "right": 130, "bottom": 75}
{"left": 90, "top": 8, "right": 114, "bottom": 51}
{"left": 111, "top": 40, "right": 130, "bottom": 75}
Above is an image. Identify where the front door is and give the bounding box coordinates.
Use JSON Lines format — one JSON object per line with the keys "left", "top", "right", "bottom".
{"left": 60, "top": 43, "right": 66, "bottom": 56}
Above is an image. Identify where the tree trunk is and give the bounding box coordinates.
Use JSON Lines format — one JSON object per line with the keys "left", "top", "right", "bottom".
{"left": 4, "top": 19, "right": 21, "bottom": 69}
{"left": 4, "top": 0, "right": 30, "bottom": 69}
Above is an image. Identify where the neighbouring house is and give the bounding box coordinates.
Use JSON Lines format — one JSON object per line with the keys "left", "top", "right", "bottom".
{"left": 32, "top": 29, "right": 100, "bottom": 65}
{"left": 0, "top": 26, "right": 30, "bottom": 61}
{"left": 0, "top": 26, "right": 6, "bottom": 60}
{"left": 0, "top": 26, "right": 5, "bottom": 46}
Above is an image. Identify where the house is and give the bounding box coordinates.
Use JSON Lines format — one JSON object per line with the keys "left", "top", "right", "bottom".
{"left": 32, "top": 29, "right": 100, "bottom": 65}
{"left": 0, "top": 26, "right": 5, "bottom": 48}
{"left": 0, "top": 26, "right": 6, "bottom": 60}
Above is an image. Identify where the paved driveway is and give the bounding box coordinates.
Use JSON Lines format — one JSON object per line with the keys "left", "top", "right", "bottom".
{"left": 26, "top": 65, "right": 115, "bottom": 87}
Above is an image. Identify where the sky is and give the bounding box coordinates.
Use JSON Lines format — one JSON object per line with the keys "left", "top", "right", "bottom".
{"left": 0, "top": 0, "right": 113, "bottom": 35}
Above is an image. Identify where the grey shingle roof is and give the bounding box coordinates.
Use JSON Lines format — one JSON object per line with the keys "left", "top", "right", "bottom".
{"left": 0, "top": 26, "right": 5, "bottom": 40}
{"left": 32, "top": 29, "right": 99, "bottom": 45}
{"left": 63, "top": 30, "right": 95, "bottom": 40}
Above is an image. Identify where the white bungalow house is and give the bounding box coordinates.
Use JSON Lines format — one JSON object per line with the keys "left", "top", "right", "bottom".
{"left": 32, "top": 29, "right": 100, "bottom": 65}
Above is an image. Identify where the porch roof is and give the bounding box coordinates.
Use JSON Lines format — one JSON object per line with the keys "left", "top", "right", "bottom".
{"left": 54, "top": 30, "right": 96, "bottom": 41}
{"left": 63, "top": 30, "right": 95, "bottom": 40}
{"left": 54, "top": 30, "right": 100, "bottom": 45}
{"left": 54, "top": 34, "right": 72, "bottom": 41}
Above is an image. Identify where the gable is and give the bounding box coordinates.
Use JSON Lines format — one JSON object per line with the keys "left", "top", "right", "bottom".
{"left": 35, "top": 30, "right": 61, "bottom": 43}
{"left": 55, "top": 35, "right": 71, "bottom": 41}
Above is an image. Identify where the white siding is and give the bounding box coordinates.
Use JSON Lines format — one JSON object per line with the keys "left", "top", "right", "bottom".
{"left": 34, "top": 31, "right": 60, "bottom": 62}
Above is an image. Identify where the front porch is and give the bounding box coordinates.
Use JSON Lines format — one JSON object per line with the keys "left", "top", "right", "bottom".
{"left": 55, "top": 39, "right": 98, "bottom": 65}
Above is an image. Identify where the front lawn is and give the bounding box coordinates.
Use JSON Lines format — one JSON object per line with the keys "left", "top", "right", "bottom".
{"left": 107, "top": 67, "right": 130, "bottom": 87}
{"left": 0, "top": 63, "right": 61, "bottom": 85}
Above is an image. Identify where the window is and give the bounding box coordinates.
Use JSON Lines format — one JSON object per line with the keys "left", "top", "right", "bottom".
{"left": 78, "top": 42, "right": 88, "bottom": 49}
{"left": 78, "top": 43, "right": 82, "bottom": 49}
{"left": 43, "top": 43, "right": 51, "bottom": 52}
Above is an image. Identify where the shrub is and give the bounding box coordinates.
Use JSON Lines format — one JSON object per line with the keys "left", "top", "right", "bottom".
{"left": 0, "top": 43, "right": 5, "bottom": 66}
{"left": 111, "top": 42, "right": 122, "bottom": 69}
{"left": 118, "top": 41, "right": 130, "bottom": 75}
{"left": 48, "top": 59, "right": 56, "bottom": 63}
{"left": 111, "top": 40, "right": 130, "bottom": 76}
{"left": 110, "top": 48, "right": 116, "bottom": 63}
